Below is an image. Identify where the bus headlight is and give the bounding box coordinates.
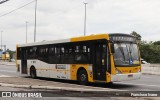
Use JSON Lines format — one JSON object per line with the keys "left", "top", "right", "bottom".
{"left": 116, "top": 69, "right": 122, "bottom": 74}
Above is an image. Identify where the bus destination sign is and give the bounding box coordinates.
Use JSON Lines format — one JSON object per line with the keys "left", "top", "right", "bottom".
{"left": 110, "top": 36, "right": 136, "bottom": 42}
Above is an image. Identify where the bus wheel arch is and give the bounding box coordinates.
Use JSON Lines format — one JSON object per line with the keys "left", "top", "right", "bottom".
{"left": 30, "top": 66, "right": 37, "bottom": 78}
{"left": 77, "top": 67, "right": 88, "bottom": 85}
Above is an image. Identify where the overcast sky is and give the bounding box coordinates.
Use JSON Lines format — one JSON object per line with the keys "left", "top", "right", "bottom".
{"left": 0, "top": 0, "right": 160, "bottom": 50}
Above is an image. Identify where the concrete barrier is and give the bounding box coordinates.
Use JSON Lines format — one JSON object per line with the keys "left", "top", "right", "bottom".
{"left": 142, "top": 64, "right": 160, "bottom": 75}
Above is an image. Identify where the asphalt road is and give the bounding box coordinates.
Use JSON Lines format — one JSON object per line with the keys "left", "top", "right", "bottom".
{"left": 0, "top": 64, "right": 160, "bottom": 91}
{"left": 0, "top": 64, "right": 20, "bottom": 77}
{"left": 0, "top": 86, "right": 158, "bottom": 100}
{"left": 0, "top": 64, "right": 160, "bottom": 100}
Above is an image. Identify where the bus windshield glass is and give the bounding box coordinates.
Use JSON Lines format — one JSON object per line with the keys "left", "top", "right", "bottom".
{"left": 114, "top": 42, "right": 140, "bottom": 66}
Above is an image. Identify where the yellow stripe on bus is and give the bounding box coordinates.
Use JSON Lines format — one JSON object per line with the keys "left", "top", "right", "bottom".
{"left": 70, "top": 34, "right": 109, "bottom": 42}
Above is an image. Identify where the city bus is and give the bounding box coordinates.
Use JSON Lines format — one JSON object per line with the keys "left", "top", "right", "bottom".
{"left": 16, "top": 33, "right": 141, "bottom": 84}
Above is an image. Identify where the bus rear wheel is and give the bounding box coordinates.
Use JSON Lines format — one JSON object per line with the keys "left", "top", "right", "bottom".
{"left": 78, "top": 69, "right": 88, "bottom": 85}
{"left": 30, "top": 67, "right": 37, "bottom": 79}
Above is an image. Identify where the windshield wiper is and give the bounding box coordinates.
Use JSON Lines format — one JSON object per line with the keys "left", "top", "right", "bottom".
{"left": 126, "top": 43, "right": 133, "bottom": 64}
{"left": 117, "top": 42, "right": 126, "bottom": 62}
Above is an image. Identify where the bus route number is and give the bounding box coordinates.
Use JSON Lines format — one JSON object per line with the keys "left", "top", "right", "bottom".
{"left": 31, "top": 61, "right": 36, "bottom": 64}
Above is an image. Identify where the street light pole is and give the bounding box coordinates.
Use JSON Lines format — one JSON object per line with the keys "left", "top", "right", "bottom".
{"left": 0, "top": 0, "right": 9, "bottom": 4}
{"left": 1, "top": 31, "right": 2, "bottom": 51}
{"left": 26, "top": 21, "right": 28, "bottom": 43}
{"left": 34, "top": 0, "right": 37, "bottom": 42}
{"left": 84, "top": 2, "right": 87, "bottom": 36}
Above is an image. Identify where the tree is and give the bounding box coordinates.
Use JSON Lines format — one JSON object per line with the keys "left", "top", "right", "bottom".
{"left": 132, "top": 31, "right": 160, "bottom": 63}
{"left": 130, "top": 31, "right": 142, "bottom": 43}
{"left": 153, "top": 41, "right": 160, "bottom": 45}
{"left": 139, "top": 43, "right": 160, "bottom": 63}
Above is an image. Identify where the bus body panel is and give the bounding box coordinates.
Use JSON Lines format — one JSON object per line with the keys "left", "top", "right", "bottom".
{"left": 27, "top": 60, "right": 71, "bottom": 79}
{"left": 16, "top": 33, "right": 141, "bottom": 83}
{"left": 116, "top": 66, "right": 141, "bottom": 74}
{"left": 70, "top": 64, "right": 93, "bottom": 82}
{"left": 28, "top": 60, "right": 50, "bottom": 78}
{"left": 111, "top": 72, "right": 141, "bottom": 82}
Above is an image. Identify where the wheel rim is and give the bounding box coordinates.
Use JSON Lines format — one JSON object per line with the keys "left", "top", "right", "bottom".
{"left": 80, "top": 74, "right": 86, "bottom": 82}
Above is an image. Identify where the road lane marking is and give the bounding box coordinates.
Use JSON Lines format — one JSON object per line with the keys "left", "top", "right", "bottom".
{"left": 0, "top": 70, "right": 16, "bottom": 73}
{"left": 116, "top": 82, "right": 160, "bottom": 88}
{"left": 0, "top": 75, "right": 13, "bottom": 77}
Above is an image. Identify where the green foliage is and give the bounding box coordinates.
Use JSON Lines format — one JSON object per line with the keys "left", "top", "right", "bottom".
{"left": 130, "top": 31, "right": 142, "bottom": 42}
{"left": 153, "top": 41, "right": 160, "bottom": 45}
{"left": 140, "top": 43, "right": 160, "bottom": 63}
{"left": 130, "top": 31, "right": 160, "bottom": 63}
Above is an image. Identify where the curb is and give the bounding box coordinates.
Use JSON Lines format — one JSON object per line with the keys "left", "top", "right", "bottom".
{"left": 0, "top": 82, "right": 120, "bottom": 92}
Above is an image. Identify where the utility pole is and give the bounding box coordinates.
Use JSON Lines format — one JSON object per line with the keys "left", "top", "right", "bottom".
{"left": 26, "top": 21, "right": 28, "bottom": 43}
{"left": 34, "top": 0, "right": 37, "bottom": 42}
{"left": 1, "top": 31, "right": 2, "bottom": 51}
{"left": 84, "top": 2, "right": 87, "bottom": 36}
{"left": 0, "top": 0, "right": 9, "bottom": 4}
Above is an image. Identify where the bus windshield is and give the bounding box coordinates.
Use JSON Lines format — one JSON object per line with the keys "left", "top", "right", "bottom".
{"left": 114, "top": 42, "right": 140, "bottom": 66}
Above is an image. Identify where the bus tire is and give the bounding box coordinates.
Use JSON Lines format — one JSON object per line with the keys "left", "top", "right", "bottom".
{"left": 30, "top": 67, "right": 37, "bottom": 79}
{"left": 78, "top": 69, "right": 88, "bottom": 85}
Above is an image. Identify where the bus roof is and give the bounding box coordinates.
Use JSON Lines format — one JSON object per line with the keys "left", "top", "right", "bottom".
{"left": 17, "top": 33, "right": 132, "bottom": 47}
{"left": 17, "top": 33, "right": 110, "bottom": 47}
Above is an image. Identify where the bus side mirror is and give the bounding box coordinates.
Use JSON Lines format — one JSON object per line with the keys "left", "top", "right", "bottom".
{"left": 110, "top": 41, "right": 115, "bottom": 53}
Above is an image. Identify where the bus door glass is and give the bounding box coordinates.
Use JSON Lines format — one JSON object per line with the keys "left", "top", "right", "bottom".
{"left": 21, "top": 48, "right": 27, "bottom": 74}
{"left": 94, "top": 42, "right": 107, "bottom": 81}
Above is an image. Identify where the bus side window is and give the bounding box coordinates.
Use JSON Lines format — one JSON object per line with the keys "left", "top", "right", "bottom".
{"left": 27, "top": 46, "right": 37, "bottom": 59}
{"left": 49, "top": 45, "right": 55, "bottom": 55}
{"left": 60, "top": 44, "right": 74, "bottom": 64}
{"left": 60, "top": 46, "right": 66, "bottom": 64}
{"left": 49, "top": 45, "right": 55, "bottom": 63}
{"left": 33, "top": 47, "right": 37, "bottom": 58}
{"left": 75, "top": 45, "right": 82, "bottom": 62}
{"left": 74, "top": 42, "right": 91, "bottom": 64}
{"left": 38, "top": 46, "right": 48, "bottom": 62}
{"left": 54, "top": 46, "right": 60, "bottom": 64}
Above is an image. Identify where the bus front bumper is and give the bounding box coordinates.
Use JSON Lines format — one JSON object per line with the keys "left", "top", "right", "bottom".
{"left": 111, "top": 72, "right": 142, "bottom": 82}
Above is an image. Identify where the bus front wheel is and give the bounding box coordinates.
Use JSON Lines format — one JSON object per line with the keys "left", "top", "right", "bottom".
{"left": 78, "top": 69, "right": 88, "bottom": 85}
{"left": 30, "top": 67, "right": 37, "bottom": 79}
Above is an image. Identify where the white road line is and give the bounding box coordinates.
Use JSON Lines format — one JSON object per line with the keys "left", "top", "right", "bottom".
{"left": 0, "top": 70, "right": 16, "bottom": 73}
{"left": 0, "top": 75, "right": 13, "bottom": 77}
{"left": 116, "top": 82, "right": 160, "bottom": 88}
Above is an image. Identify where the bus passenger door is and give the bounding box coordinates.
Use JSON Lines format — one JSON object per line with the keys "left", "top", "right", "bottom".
{"left": 93, "top": 43, "right": 107, "bottom": 81}
{"left": 21, "top": 48, "right": 27, "bottom": 74}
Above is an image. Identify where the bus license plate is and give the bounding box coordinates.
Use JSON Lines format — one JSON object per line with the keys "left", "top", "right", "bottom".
{"left": 128, "top": 74, "right": 133, "bottom": 78}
